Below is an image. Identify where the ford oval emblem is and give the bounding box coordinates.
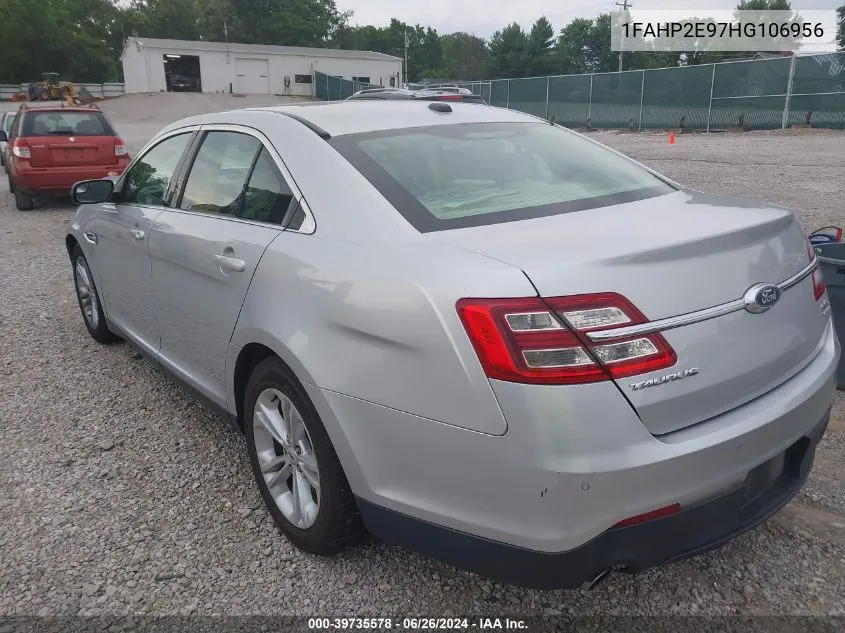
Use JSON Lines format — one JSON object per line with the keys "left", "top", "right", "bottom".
{"left": 743, "top": 283, "right": 781, "bottom": 314}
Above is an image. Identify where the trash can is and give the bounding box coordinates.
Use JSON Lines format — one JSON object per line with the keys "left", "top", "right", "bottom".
{"left": 815, "top": 242, "right": 845, "bottom": 390}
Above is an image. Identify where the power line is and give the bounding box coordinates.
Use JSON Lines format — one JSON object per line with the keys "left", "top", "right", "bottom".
{"left": 615, "top": 0, "right": 632, "bottom": 72}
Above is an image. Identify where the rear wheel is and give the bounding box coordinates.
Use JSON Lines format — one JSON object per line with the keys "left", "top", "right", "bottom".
{"left": 244, "top": 357, "right": 363, "bottom": 554}
{"left": 14, "top": 186, "right": 33, "bottom": 211}
{"left": 71, "top": 245, "right": 118, "bottom": 344}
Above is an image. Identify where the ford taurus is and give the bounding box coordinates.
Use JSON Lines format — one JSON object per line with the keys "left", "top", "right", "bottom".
{"left": 64, "top": 101, "right": 839, "bottom": 588}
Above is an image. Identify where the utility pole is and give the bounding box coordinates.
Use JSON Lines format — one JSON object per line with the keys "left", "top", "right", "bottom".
{"left": 615, "top": 0, "right": 632, "bottom": 72}
{"left": 404, "top": 28, "right": 409, "bottom": 86}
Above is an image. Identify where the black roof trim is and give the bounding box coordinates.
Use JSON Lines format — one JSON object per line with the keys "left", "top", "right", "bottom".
{"left": 278, "top": 112, "right": 331, "bottom": 140}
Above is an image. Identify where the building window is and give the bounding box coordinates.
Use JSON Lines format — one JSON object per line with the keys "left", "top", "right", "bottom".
{"left": 352, "top": 76, "right": 370, "bottom": 84}
{"left": 295, "top": 74, "right": 312, "bottom": 84}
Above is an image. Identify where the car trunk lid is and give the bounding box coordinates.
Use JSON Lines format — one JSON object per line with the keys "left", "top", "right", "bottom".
{"left": 29, "top": 135, "right": 117, "bottom": 168}
{"left": 429, "top": 189, "right": 828, "bottom": 435}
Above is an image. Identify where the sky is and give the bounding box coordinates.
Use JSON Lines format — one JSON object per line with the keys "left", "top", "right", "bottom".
{"left": 334, "top": 0, "right": 843, "bottom": 38}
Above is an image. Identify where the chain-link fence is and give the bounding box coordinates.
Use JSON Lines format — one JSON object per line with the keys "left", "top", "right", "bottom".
{"left": 314, "top": 71, "right": 381, "bottom": 101}
{"left": 313, "top": 54, "right": 844, "bottom": 129}
{"left": 457, "top": 52, "right": 844, "bottom": 130}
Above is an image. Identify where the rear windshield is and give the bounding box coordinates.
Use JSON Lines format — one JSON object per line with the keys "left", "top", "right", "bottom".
{"left": 21, "top": 111, "right": 113, "bottom": 137}
{"left": 329, "top": 122, "right": 674, "bottom": 232}
{"left": 2, "top": 114, "right": 15, "bottom": 134}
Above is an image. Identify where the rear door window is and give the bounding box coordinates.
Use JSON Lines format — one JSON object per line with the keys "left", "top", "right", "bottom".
{"left": 120, "top": 133, "right": 193, "bottom": 206}
{"left": 238, "top": 148, "right": 295, "bottom": 224}
{"left": 22, "top": 111, "right": 113, "bottom": 136}
{"left": 179, "top": 131, "right": 261, "bottom": 216}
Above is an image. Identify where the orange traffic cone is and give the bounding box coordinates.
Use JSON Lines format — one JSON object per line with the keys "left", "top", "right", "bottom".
{"left": 668, "top": 131, "right": 676, "bottom": 145}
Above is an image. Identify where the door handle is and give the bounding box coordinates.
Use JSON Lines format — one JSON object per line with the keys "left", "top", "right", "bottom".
{"left": 130, "top": 229, "right": 145, "bottom": 241}
{"left": 83, "top": 232, "right": 97, "bottom": 244}
{"left": 214, "top": 253, "right": 246, "bottom": 273}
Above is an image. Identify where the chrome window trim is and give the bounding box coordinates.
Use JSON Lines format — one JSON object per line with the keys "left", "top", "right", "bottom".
{"left": 586, "top": 257, "right": 820, "bottom": 343}
{"left": 184, "top": 123, "right": 315, "bottom": 234}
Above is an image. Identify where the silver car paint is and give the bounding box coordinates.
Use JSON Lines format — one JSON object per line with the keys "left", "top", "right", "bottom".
{"left": 427, "top": 189, "right": 828, "bottom": 435}
{"left": 150, "top": 210, "right": 282, "bottom": 407}
{"left": 66, "top": 102, "right": 840, "bottom": 553}
{"left": 305, "top": 322, "right": 837, "bottom": 551}
{"left": 88, "top": 200, "right": 164, "bottom": 356}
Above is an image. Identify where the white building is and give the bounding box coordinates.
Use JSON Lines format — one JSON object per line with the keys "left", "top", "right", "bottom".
{"left": 121, "top": 37, "right": 403, "bottom": 96}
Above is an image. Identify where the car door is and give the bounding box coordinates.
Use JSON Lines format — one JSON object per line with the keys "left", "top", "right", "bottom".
{"left": 92, "top": 130, "right": 195, "bottom": 355}
{"left": 149, "top": 127, "right": 298, "bottom": 406}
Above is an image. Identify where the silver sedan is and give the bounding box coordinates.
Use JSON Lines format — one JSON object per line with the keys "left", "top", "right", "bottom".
{"left": 65, "top": 101, "right": 840, "bottom": 589}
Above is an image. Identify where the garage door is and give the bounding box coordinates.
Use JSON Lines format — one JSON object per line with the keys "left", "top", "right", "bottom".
{"left": 235, "top": 58, "right": 270, "bottom": 94}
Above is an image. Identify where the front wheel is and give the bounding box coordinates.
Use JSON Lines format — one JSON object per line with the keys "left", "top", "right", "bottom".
{"left": 71, "top": 245, "right": 118, "bottom": 344}
{"left": 244, "top": 358, "right": 363, "bottom": 554}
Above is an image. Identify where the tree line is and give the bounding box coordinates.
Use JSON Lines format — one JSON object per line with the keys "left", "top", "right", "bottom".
{"left": 0, "top": 0, "right": 842, "bottom": 85}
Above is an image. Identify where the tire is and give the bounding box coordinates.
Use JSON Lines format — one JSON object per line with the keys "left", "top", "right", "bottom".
{"left": 71, "top": 245, "right": 118, "bottom": 344}
{"left": 244, "top": 357, "right": 363, "bottom": 555}
{"left": 14, "top": 187, "right": 33, "bottom": 211}
{"left": 8, "top": 175, "right": 14, "bottom": 193}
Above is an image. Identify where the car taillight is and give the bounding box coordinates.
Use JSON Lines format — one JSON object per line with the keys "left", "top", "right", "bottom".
{"left": 439, "top": 94, "right": 463, "bottom": 100}
{"left": 806, "top": 237, "right": 826, "bottom": 301}
{"left": 456, "top": 293, "right": 676, "bottom": 385}
{"left": 114, "top": 139, "right": 128, "bottom": 156}
{"left": 11, "top": 140, "right": 30, "bottom": 159}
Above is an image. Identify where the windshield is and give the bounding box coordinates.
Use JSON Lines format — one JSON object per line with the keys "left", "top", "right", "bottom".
{"left": 330, "top": 122, "right": 674, "bottom": 232}
{"left": 21, "top": 111, "right": 113, "bottom": 137}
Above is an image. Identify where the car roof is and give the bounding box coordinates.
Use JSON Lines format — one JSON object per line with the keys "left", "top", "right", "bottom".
{"left": 242, "top": 101, "right": 538, "bottom": 137}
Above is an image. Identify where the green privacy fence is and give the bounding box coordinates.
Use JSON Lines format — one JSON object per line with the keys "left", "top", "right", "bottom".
{"left": 444, "top": 52, "right": 845, "bottom": 130}
{"left": 314, "top": 71, "right": 381, "bottom": 101}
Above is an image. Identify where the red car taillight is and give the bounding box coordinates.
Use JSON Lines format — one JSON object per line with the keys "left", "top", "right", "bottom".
{"left": 11, "top": 140, "right": 31, "bottom": 159}
{"left": 805, "top": 237, "right": 826, "bottom": 301}
{"left": 456, "top": 293, "right": 677, "bottom": 385}
{"left": 114, "top": 138, "right": 128, "bottom": 157}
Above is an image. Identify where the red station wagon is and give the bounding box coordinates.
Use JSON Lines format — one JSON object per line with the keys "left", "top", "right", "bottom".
{"left": 3, "top": 104, "right": 129, "bottom": 210}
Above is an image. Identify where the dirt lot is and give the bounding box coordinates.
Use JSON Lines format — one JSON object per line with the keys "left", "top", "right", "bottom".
{"left": 0, "top": 94, "right": 843, "bottom": 621}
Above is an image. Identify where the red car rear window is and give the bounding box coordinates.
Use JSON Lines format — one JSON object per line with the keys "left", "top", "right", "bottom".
{"left": 21, "top": 111, "right": 114, "bottom": 137}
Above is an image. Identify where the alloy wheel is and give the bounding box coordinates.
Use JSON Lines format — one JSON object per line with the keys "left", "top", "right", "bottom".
{"left": 74, "top": 259, "right": 99, "bottom": 330}
{"left": 253, "top": 388, "right": 321, "bottom": 529}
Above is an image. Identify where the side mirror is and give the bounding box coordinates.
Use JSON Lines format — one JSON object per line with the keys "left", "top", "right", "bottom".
{"left": 0, "top": 131, "right": 7, "bottom": 143}
{"left": 72, "top": 179, "right": 114, "bottom": 205}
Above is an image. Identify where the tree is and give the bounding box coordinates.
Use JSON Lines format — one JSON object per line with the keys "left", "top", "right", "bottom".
{"left": 128, "top": 0, "right": 201, "bottom": 40}
{"left": 553, "top": 14, "right": 616, "bottom": 75}
{"left": 554, "top": 18, "right": 594, "bottom": 75}
{"left": 837, "top": 3, "right": 844, "bottom": 49}
{"left": 736, "top": 0, "right": 791, "bottom": 8}
{"left": 0, "top": 0, "right": 122, "bottom": 83}
{"left": 440, "top": 33, "right": 490, "bottom": 80}
{"left": 526, "top": 16, "right": 555, "bottom": 75}
{"left": 489, "top": 23, "right": 529, "bottom": 78}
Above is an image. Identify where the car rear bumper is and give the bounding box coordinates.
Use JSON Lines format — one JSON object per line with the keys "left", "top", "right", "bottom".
{"left": 15, "top": 162, "right": 127, "bottom": 194}
{"left": 357, "top": 410, "right": 827, "bottom": 589}
{"left": 305, "top": 313, "right": 838, "bottom": 584}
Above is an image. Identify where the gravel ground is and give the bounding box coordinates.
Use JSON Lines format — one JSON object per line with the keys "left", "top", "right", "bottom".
{"left": 0, "top": 96, "right": 843, "bottom": 622}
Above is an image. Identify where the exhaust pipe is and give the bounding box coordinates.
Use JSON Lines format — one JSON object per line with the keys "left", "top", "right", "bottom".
{"left": 580, "top": 568, "right": 612, "bottom": 590}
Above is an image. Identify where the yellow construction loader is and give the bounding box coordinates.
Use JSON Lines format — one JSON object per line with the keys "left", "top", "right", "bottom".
{"left": 27, "top": 73, "right": 97, "bottom": 105}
